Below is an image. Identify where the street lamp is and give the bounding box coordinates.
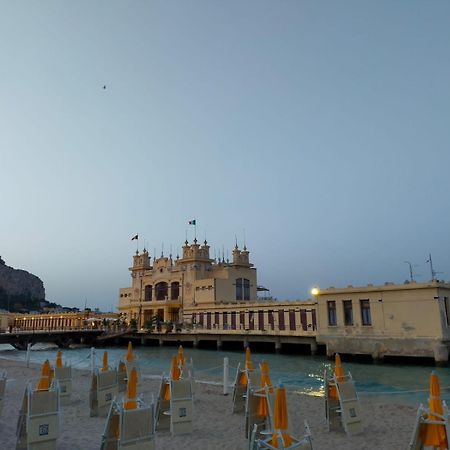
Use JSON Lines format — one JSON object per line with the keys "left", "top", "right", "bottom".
{"left": 311, "top": 287, "right": 320, "bottom": 297}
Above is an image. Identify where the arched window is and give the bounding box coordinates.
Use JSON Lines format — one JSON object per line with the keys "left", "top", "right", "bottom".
{"left": 144, "top": 285, "right": 152, "bottom": 301}
{"left": 155, "top": 282, "right": 168, "bottom": 300}
{"left": 171, "top": 282, "right": 180, "bottom": 300}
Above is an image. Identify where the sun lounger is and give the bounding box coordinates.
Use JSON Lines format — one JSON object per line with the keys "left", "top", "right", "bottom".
{"left": 251, "top": 421, "right": 313, "bottom": 450}
{"left": 16, "top": 382, "right": 60, "bottom": 450}
{"left": 409, "top": 402, "right": 450, "bottom": 450}
{"left": 155, "top": 375, "right": 171, "bottom": 431}
{"left": 325, "top": 369, "right": 363, "bottom": 436}
{"left": 90, "top": 369, "right": 119, "bottom": 417}
{"left": 101, "top": 399, "right": 155, "bottom": 450}
{"left": 233, "top": 363, "right": 260, "bottom": 414}
{"left": 54, "top": 366, "right": 72, "bottom": 406}
{"left": 245, "top": 385, "right": 274, "bottom": 440}
{"left": 169, "top": 378, "right": 194, "bottom": 435}
{"left": 0, "top": 372, "right": 6, "bottom": 417}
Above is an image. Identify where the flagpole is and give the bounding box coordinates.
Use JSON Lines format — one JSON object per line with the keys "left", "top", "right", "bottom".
{"left": 195, "top": 222, "right": 197, "bottom": 241}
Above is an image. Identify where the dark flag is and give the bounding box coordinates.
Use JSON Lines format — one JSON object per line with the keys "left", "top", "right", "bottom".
{"left": 131, "top": 234, "right": 138, "bottom": 241}
{"left": 188, "top": 219, "right": 196, "bottom": 225}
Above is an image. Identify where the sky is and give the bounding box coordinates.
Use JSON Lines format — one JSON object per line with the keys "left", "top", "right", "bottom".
{"left": 1, "top": 1, "right": 450, "bottom": 310}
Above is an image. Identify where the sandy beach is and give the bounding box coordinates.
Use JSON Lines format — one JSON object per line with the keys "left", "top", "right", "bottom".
{"left": 0, "top": 357, "right": 418, "bottom": 449}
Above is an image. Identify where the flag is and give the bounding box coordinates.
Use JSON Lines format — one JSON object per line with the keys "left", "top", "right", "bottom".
{"left": 188, "top": 219, "right": 196, "bottom": 225}
{"left": 131, "top": 234, "right": 138, "bottom": 241}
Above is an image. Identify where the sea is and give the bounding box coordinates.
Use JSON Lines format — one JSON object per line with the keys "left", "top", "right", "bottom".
{"left": 1, "top": 343, "right": 450, "bottom": 406}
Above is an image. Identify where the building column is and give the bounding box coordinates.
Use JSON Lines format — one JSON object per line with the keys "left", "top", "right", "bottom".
{"left": 310, "top": 341, "right": 318, "bottom": 356}
{"left": 275, "top": 339, "right": 282, "bottom": 353}
{"left": 433, "top": 344, "right": 449, "bottom": 366}
{"left": 217, "top": 338, "right": 222, "bottom": 350}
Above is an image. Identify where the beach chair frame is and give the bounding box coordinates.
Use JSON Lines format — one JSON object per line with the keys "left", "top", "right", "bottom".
{"left": 90, "top": 368, "right": 119, "bottom": 417}
{"left": 245, "top": 384, "right": 275, "bottom": 439}
{"left": 408, "top": 402, "right": 450, "bottom": 450}
{"left": 101, "top": 398, "right": 155, "bottom": 450}
{"left": 54, "top": 366, "right": 72, "bottom": 406}
{"left": 155, "top": 375, "right": 171, "bottom": 431}
{"left": 325, "top": 369, "right": 363, "bottom": 436}
{"left": 0, "top": 371, "right": 6, "bottom": 417}
{"left": 255, "top": 420, "right": 313, "bottom": 450}
{"left": 169, "top": 378, "right": 194, "bottom": 435}
{"left": 16, "top": 380, "right": 60, "bottom": 450}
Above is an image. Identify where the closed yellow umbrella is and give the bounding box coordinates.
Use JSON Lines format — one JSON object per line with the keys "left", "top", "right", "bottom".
{"left": 177, "top": 345, "right": 185, "bottom": 368}
{"left": 163, "top": 355, "right": 182, "bottom": 401}
{"left": 101, "top": 351, "right": 109, "bottom": 372}
{"left": 126, "top": 341, "right": 134, "bottom": 362}
{"left": 36, "top": 360, "right": 51, "bottom": 391}
{"left": 420, "top": 372, "right": 448, "bottom": 449}
{"left": 124, "top": 367, "right": 138, "bottom": 410}
{"left": 257, "top": 360, "right": 273, "bottom": 417}
{"left": 329, "top": 353, "right": 344, "bottom": 400}
{"left": 271, "top": 385, "right": 293, "bottom": 448}
{"left": 56, "top": 351, "right": 63, "bottom": 369}
{"left": 239, "top": 346, "right": 254, "bottom": 386}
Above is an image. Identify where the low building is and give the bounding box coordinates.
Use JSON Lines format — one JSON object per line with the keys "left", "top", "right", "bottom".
{"left": 314, "top": 281, "right": 450, "bottom": 363}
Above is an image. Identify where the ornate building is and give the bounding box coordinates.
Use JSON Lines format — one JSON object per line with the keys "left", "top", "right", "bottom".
{"left": 118, "top": 239, "right": 258, "bottom": 327}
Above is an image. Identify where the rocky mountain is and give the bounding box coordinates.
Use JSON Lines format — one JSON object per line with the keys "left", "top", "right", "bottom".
{"left": 0, "top": 256, "right": 46, "bottom": 312}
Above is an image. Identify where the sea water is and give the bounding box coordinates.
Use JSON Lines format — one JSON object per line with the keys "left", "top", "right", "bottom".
{"left": 1, "top": 343, "right": 449, "bottom": 405}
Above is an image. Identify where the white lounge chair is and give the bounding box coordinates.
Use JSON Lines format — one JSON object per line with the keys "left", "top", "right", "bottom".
{"left": 409, "top": 402, "right": 450, "bottom": 450}
{"left": 90, "top": 369, "right": 119, "bottom": 417}
{"left": 16, "top": 381, "right": 60, "bottom": 450}
{"left": 169, "top": 378, "right": 194, "bottom": 435}
{"left": 233, "top": 363, "right": 260, "bottom": 414}
{"left": 155, "top": 375, "right": 171, "bottom": 431}
{"left": 54, "top": 366, "right": 72, "bottom": 406}
{"left": 101, "top": 398, "right": 155, "bottom": 450}
{"left": 255, "top": 421, "right": 313, "bottom": 450}
{"left": 245, "top": 384, "right": 275, "bottom": 440}
{"left": 0, "top": 371, "right": 6, "bottom": 417}
{"left": 325, "top": 369, "right": 363, "bottom": 436}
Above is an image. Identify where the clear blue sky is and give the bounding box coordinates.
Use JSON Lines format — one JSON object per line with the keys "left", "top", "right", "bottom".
{"left": 1, "top": 1, "right": 450, "bottom": 310}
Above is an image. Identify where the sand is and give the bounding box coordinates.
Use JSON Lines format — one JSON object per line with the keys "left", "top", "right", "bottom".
{"left": 0, "top": 357, "right": 418, "bottom": 449}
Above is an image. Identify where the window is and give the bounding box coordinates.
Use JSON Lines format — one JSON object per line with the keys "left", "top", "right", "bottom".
{"left": 155, "top": 282, "right": 168, "bottom": 300}
{"left": 360, "top": 299, "right": 371, "bottom": 326}
{"left": 278, "top": 310, "right": 285, "bottom": 331}
{"left": 144, "top": 285, "right": 152, "bottom": 301}
{"left": 244, "top": 279, "right": 250, "bottom": 300}
{"left": 236, "top": 278, "right": 250, "bottom": 300}
{"left": 327, "top": 301, "right": 337, "bottom": 326}
{"left": 236, "top": 278, "right": 243, "bottom": 300}
{"left": 343, "top": 300, "right": 353, "bottom": 326}
{"left": 171, "top": 282, "right": 180, "bottom": 300}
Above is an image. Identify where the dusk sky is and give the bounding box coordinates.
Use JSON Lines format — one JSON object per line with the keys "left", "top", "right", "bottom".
{"left": 1, "top": 2, "right": 450, "bottom": 310}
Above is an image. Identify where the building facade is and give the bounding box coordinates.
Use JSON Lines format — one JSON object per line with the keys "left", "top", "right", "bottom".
{"left": 117, "top": 238, "right": 450, "bottom": 363}
{"left": 314, "top": 281, "right": 450, "bottom": 362}
{"left": 118, "top": 239, "right": 258, "bottom": 327}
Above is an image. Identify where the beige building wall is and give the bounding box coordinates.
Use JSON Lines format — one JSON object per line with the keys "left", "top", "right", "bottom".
{"left": 315, "top": 281, "right": 450, "bottom": 362}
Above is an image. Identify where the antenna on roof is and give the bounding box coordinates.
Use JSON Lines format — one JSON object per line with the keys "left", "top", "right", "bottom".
{"left": 426, "top": 253, "right": 443, "bottom": 281}
{"left": 404, "top": 261, "right": 417, "bottom": 282}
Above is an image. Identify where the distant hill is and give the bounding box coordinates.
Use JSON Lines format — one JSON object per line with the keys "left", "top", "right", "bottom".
{"left": 0, "top": 256, "right": 57, "bottom": 312}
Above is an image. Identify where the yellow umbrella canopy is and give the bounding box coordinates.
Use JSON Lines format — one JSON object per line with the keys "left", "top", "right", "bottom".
{"left": 239, "top": 346, "right": 254, "bottom": 386}
{"left": 124, "top": 368, "right": 138, "bottom": 410}
{"left": 334, "top": 353, "right": 344, "bottom": 381}
{"left": 101, "top": 351, "right": 109, "bottom": 372}
{"left": 36, "top": 359, "right": 51, "bottom": 391}
{"left": 271, "top": 385, "right": 293, "bottom": 448}
{"left": 328, "top": 353, "right": 344, "bottom": 400}
{"left": 420, "top": 372, "right": 448, "bottom": 450}
{"left": 177, "top": 345, "right": 185, "bottom": 367}
{"left": 56, "top": 351, "right": 63, "bottom": 369}
{"left": 257, "top": 360, "right": 273, "bottom": 417}
{"left": 126, "top": 341, "right": 134, "bottom": 362}
{"left": 163, "top": 355, "right": 182, "bottom": 401}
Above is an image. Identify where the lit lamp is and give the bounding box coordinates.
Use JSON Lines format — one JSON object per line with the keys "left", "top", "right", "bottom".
{"left": 311, "top": 287, "right": 320, "bottom": 298}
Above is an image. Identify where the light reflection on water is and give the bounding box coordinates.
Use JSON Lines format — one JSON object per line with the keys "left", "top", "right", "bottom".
{"left": 1, "top": 343, "right": 449, "bottom": 405}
